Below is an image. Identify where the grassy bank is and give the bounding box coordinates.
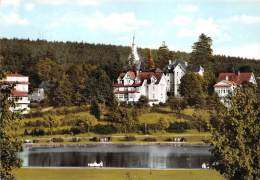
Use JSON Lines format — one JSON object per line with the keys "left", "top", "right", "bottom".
{"left": 15, "top": 168, "right": 224, "bottom": 180}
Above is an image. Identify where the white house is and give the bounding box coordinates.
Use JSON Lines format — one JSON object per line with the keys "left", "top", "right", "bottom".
{"left": 113, "top": 70, "right": 168, "bottom": 106}
{"left": 29, "top": 88, "right": 45, "bottom": 102}
{"left": 164, "top": 60, "right": 204, "bottom": 97}
{"left": 113, "top": 38, "right": 167, "bottom": 106}
{"left": 164, "top": 60, "right": 187, "bottom": 96}
{"left": 189, "top": 64, "right": 204, "bottom": 76}
{"left": 214, "top": 72, "right": 257, "bottom": 104}
{"left": 2, "top": 73, "right": 30, "bottom": 114}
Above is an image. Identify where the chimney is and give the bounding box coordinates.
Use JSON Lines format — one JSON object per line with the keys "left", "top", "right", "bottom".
{"left": 226, "top": 75, "right": 229, "bottom": 81}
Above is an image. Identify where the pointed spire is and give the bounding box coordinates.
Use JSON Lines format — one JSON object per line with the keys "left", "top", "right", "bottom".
{"left": 148, "top": 49, "right": 155, "bottom": 70}
{"left": 132, "top": 34, "right": 135, "bottom": 46}
{"left": 128, "top": 34, "right": 140, "bottom": 71}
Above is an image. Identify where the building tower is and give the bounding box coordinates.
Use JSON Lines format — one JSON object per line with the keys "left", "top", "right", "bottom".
{"left": 128, "top": 35, "right": 141, "bottom": 71}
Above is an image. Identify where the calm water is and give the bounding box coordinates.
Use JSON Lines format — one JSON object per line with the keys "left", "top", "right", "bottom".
{"left": 20, "top": 144, "right": 211, "bottom": 168}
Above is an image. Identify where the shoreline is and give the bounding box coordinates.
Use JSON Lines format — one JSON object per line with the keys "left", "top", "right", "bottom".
{"left": 23, "top": 141, "right": 210, "bottom": 148}
{"left": 20, "top": 166, "right": 209, "bottom": 170}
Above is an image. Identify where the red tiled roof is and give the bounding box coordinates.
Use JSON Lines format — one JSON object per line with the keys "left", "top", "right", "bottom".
{"left": 114, "top": 90, "right": 140, "bottom": 94}
{"left": 218, "top": 72, "right": 253, "bottom": 85}
{"left": 116, "top": 70, "right": 163, "bottom": 85}
{"left": 11, "top": 90, "right": 28, "bottom": 97}
{"left": 7, "top": 73, "right": 26, "bottom": 77}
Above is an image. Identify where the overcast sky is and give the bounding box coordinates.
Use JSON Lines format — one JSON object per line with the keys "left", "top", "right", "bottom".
{"left": 0, "top": 0, "right": 260, "bottom": 59}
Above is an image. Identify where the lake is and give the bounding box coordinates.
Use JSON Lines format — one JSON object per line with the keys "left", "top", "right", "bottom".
{"left": 20, "top": 144, "right": 211, "bottom": 169}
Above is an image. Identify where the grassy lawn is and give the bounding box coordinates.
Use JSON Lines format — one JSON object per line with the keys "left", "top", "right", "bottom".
{"left": 19, "top": 106, "right": 211, "bottom": 144}
{"left": 15, "top": 168, "right": 224, "bottom": 180}
{"left": 139, "top": 112, "right": 175, "bottom": 124}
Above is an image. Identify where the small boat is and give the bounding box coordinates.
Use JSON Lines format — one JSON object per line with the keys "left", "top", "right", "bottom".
{"left": 88, "top": 161, "right": 103, "bottom": 167}
{"left": 201, "top": 162, "right": 209, "bottom": 169}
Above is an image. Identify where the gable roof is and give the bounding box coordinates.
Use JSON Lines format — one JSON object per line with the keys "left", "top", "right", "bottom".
{"left": 188, "top": 64, "right": 203, "bottom": 72}
{"left": 164, "top": 60, "right": 187, "bottom": 73}
{"left": 218, "top": 72, "right": 254, "bottom": 85}
{"left": 114, "top": 69, "right": 163, "bottom": 87}
{"left": 214, "top": 80, "right": 237, "bottom": 87}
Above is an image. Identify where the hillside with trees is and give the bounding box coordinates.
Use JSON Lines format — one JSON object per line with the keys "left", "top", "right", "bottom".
{"left": 0, "top": 36, "right": 260, "bottom": 107}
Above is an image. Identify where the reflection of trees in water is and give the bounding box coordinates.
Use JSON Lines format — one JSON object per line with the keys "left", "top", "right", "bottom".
{"left": 27, "top": 145, "right": 211, "bottom": 168}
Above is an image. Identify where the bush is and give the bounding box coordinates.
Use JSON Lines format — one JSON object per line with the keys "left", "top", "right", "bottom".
{"left": 24, "top": 119, "right": 49, "bottom": 127}
{"left": 30, "top": 128, "right": 45, "bottom": 136}
{"left": 71, "top": 137, "right": 81, "bottom": 142}
{"left": 24, "top": 129, "right": 30, "bottom": 136}
{"left": 143, "top": 137, "right": 157, "bottom": 142}
{"left": 51, "top": 137, "right": 64, "bottom": 142}
{"left": 70, "top": 127, "right": 82, "bottom": 135}
{"left": 32, "top": 139, "right": 40, "bottom": 143}
{"left": 124, "top": 135, "right": 136, "bottom": 141}
{"left": 93, "top": 124, "right": 117, "bottom": 134}
{"left": 52, "top": 128, "right": 71, "bottom": 135}
{"left": 89, "top": 137, "right": 99, "bottom": 142}
{"left": 168, "top": 121, "right": 191, "bottom": 133}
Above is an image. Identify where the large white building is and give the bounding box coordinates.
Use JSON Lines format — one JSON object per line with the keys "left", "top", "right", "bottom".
{"left": 113, "top": 39, "right": 205, "bottom": 105}
{"left": 2, "top": 73, "right": 30, "bottom": 114}
{"left": 113, "top": 38, "right": 167, "bottom": 106}
{"left": 113, "top": 69, "right": 168, "bottom": 106}
{"left": 214, "top": 72, "right": 257, "bottom": 103}
{"left": 164, "top": 60, "right": 204, "bottom": 96}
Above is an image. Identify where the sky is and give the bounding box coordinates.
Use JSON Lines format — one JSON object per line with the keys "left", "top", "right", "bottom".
{"left": 0, "top": 0, "right": 260, "bottom": 59}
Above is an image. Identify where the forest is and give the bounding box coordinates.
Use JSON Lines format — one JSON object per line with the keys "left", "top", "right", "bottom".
{"left": 0, "top": 37, "right": 259, "bottom": 107}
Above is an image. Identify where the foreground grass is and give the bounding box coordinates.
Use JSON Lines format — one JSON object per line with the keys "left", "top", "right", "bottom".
{"left": 15, "top": 168, "right": 224, "bottom": 180}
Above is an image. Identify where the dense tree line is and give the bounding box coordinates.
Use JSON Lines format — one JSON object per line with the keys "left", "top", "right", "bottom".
{"left": 1, "top": 37, "right": 260, "bottom": 107}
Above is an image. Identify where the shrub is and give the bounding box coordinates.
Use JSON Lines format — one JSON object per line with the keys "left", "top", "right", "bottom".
{"left": 143, "top": 137, "right": 157, "bottom": 142}
{"left": 70, "top": 127, "right": 82, "bottom": 135}
{"left": 51, "top": 137, "right": 64, "bottom": 142}
{"left": 24, "top": 129, "right": 30, "bottom": 136}
{"left": 124, "top": 135, "right": 136, "bottom": 141}
{"left": 168, "top": 121, "right": 191, "bottom": 132}
{"left": 71, "top": 137, "right": 81, "bottom": 142}
{"left": 93, "top": 124, "right": 117, "bottom": 134}
{"left": 52, "top": 128, "right": 71, "bottom": 135}
{"left": 30, "top": 128, "right": 45, "bottom": 136}
{"left": 89, "top": 137, "right": 99, "bottom": 142}
{"left": 32, "top": 139, "right": 40, "bottom": 143}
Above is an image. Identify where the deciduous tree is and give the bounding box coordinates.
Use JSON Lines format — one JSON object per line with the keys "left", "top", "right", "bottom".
{"left": 0, "top": 73, "right": 22, "bottom": 180}
{"left": 179, "top": 72, "right": 206, "bottom": 106}
{"left": 210, "top": 86, "right": 260, "bottom": 179}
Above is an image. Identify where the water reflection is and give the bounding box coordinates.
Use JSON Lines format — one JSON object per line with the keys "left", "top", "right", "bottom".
{"left": 20, "top": 144, "right": 211, "bottom": 168}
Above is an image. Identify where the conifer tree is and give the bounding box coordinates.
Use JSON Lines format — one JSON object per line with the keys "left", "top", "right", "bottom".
{"left": 191, "top": 33, "right": 213, "bottom": 66}
{"left": 90, "top": 99, "right": 101, "bottom": 120}
{"left": 157, "top": 41, "right": 170, "bottom": 68}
